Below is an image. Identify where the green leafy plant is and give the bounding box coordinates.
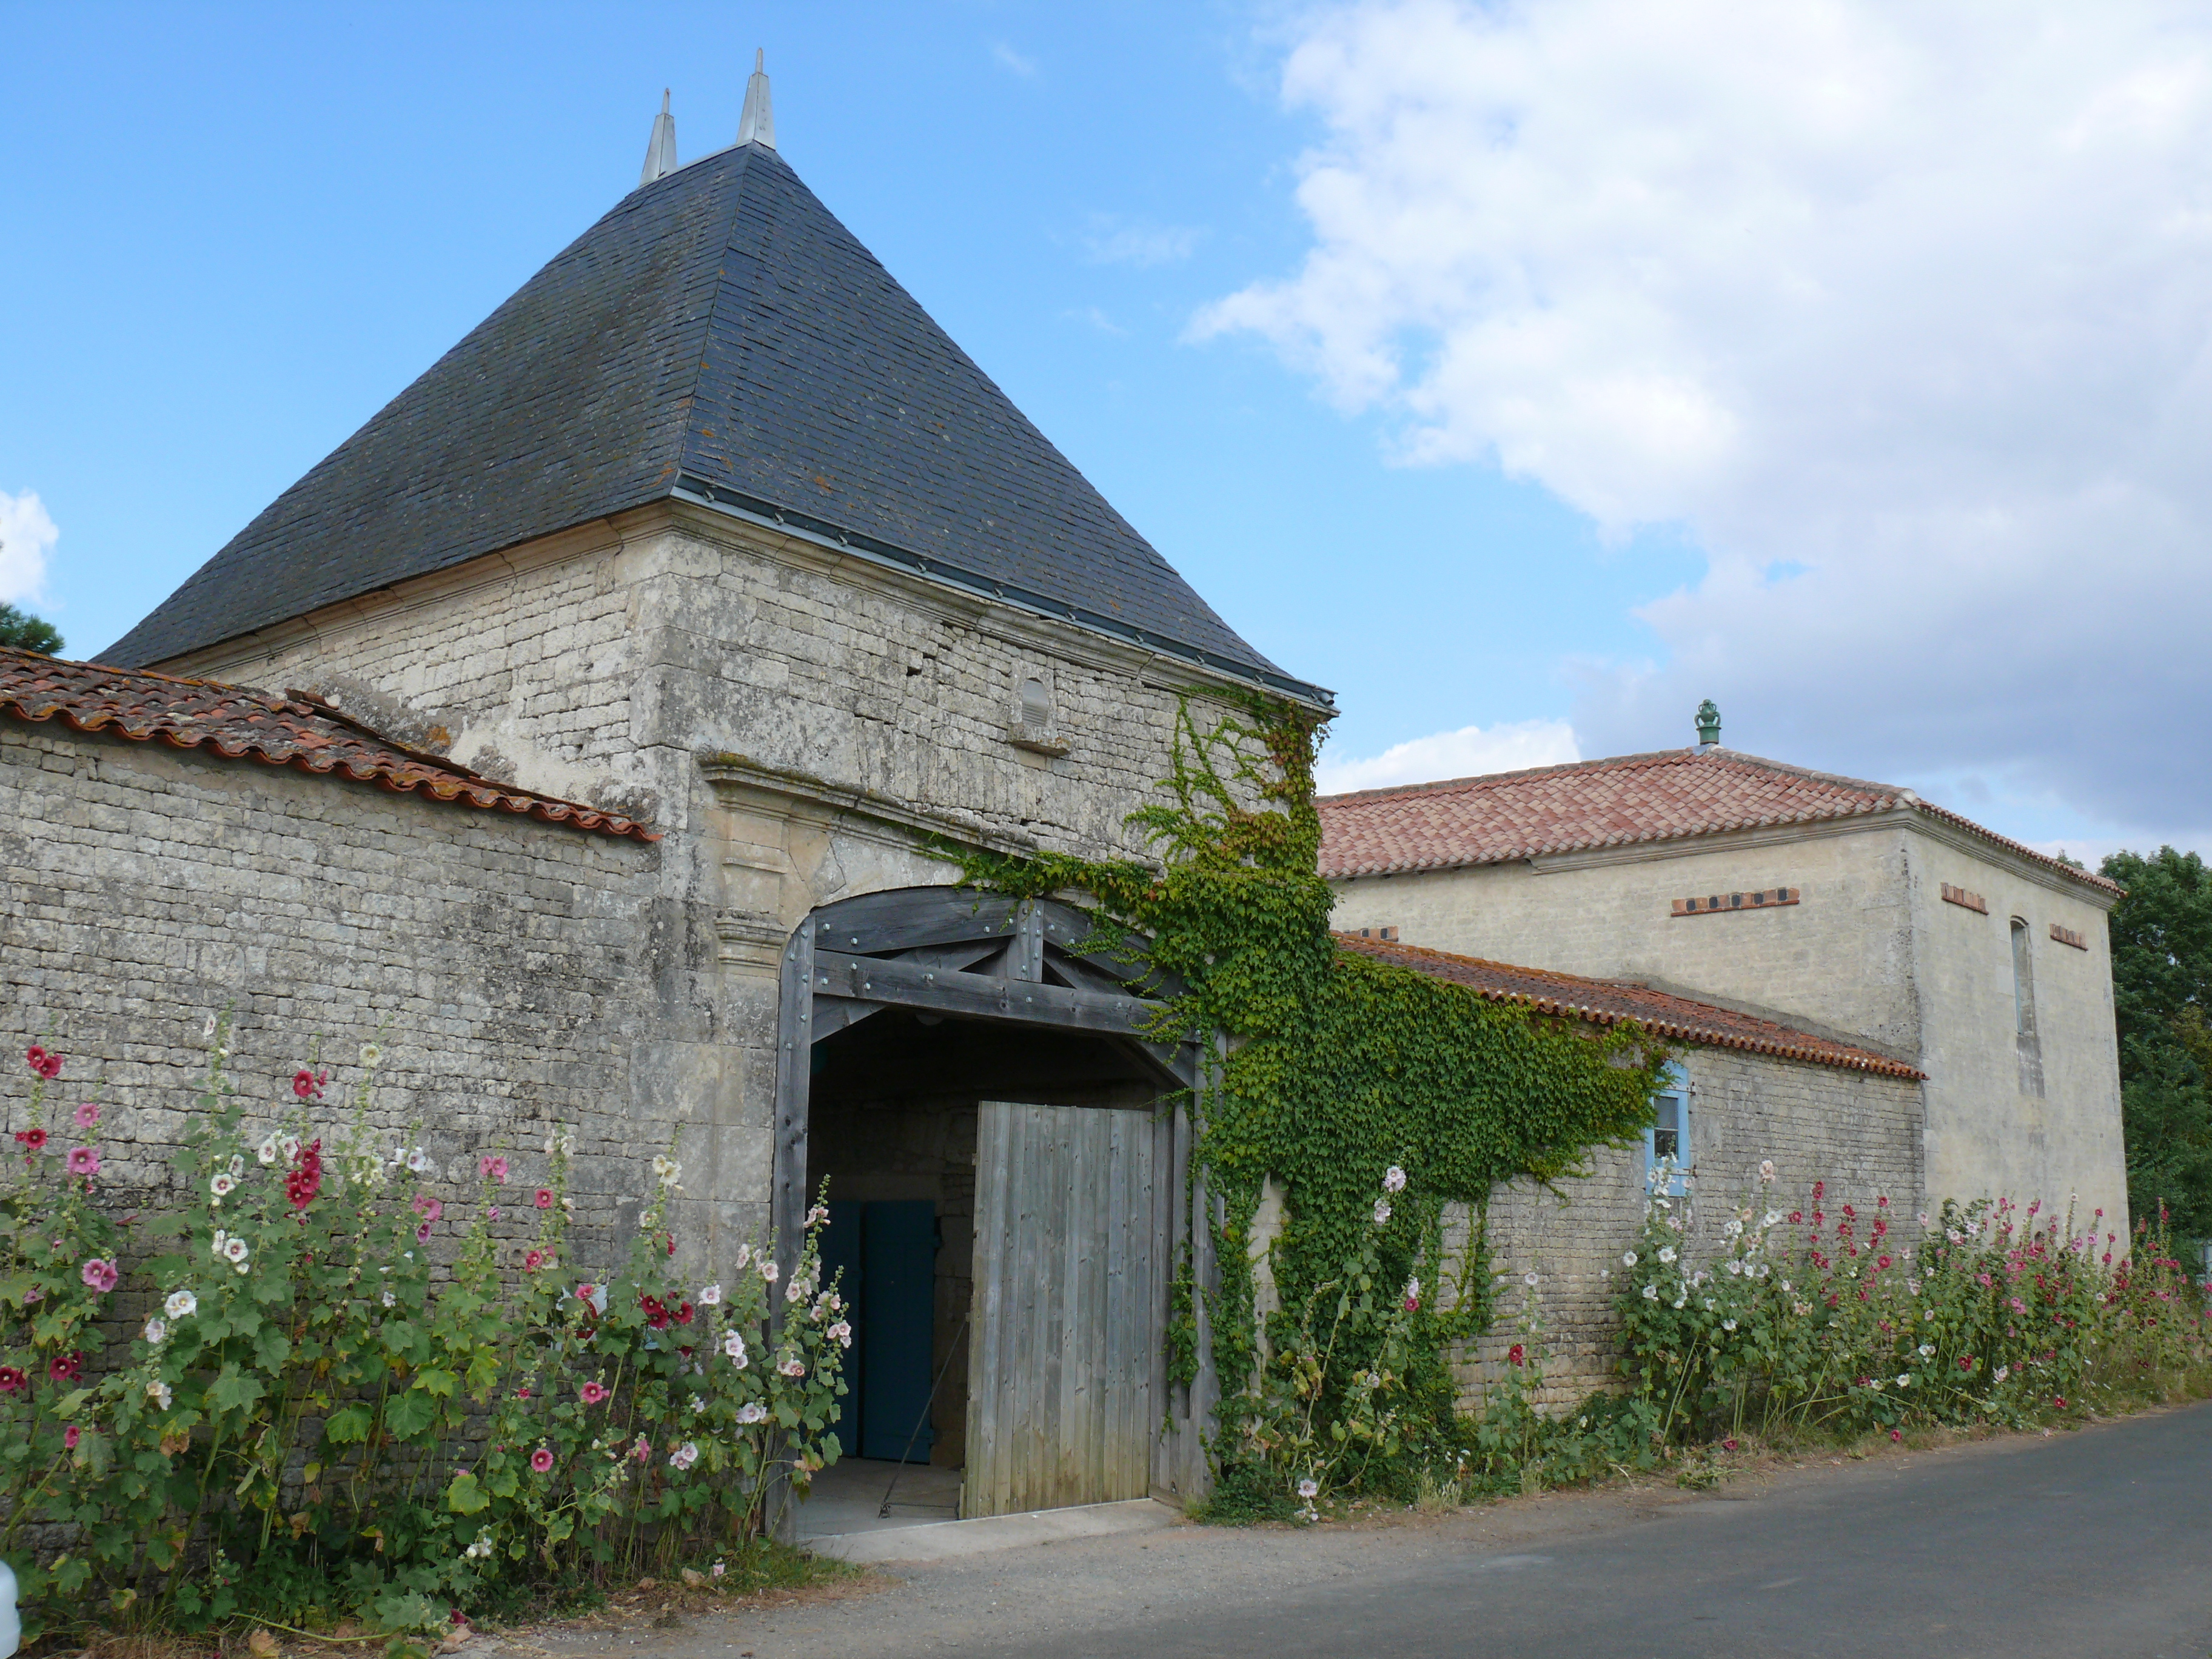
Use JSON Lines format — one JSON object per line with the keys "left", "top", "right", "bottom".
{"left": 0, "top": 1021, "right": 848, "bottom": 1641}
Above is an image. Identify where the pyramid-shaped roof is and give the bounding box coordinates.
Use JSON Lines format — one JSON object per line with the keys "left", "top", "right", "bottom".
{"left": 106, "top": 141, "right": 1322, "bottom": 703}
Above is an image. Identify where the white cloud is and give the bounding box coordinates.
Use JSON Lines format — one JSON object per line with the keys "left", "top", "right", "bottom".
{"left": 1315, "top": 717, "right": 1580, "bottom": 795}
{"left": 1205, "top": 1, "right": 2212, "bottom": 831}
{"left": 1065, "top": 305, "right": 1128, "bottom": 337}
{"left": 0, "top": 489, "right": 58, "bottom": 606}
{"left": 1084, "top": 213, "right": 1205, "bottom": 267}
{"left": 991, "top": 42, "right": 1038, "bottom": 78}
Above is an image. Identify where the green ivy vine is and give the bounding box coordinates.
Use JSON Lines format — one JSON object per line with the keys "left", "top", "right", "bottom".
{"left": 946, "top": 692, "right": 1666, "bottom": 1459}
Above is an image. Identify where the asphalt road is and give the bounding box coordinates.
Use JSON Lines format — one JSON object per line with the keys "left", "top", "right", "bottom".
{"left": 537, "top": 1401, "right": 2212, "bottom": 1659}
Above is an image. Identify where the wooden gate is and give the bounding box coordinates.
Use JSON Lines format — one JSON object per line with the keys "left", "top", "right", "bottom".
{"left": 963, "top": 1101, "right": 1161, "bottom": 1517}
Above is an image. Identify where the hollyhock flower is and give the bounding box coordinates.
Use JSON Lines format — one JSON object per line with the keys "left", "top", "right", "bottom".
{"left": 143, "top": 1315, "right": 169, "bottom": 1346}
{"left": 2053, "top": 1396, "right": 2068, "bottom": 1409}
{"left": 1372, "top": 1199, "right": 1392, "bottom": 1225}
{"left": 631, "top": 1436, "right": 651, "bottom": 1464}
{"left": 652, "top": 1155, "right": 681, "bottom": 1188}
{"left": 1523, "top": 1271, "right": 1539, "bottom": 1288}
{"left": 1642, "top": 1284, "right": 1660, "bottom": 1301}
{"left": 778, "top": 1357, "right": 806, "bottom": 1378}
{"left": 147, "top": 1378, "right": 173, "bottom": 1410}
{"left": 1878, "top": 1255, "right": 1892, "bottom": 1271}
{"left": 711, "top": 1562, "right": 725, "bottom": 1580}
{"left": 475, "top": 1154, "right": 508, "bottom": 1183}
{"left": 1506, "top": 1342, "right": 1526, "bottom": 1366}
{"left": 1891, "top": 1429, "right": 1903, "bottom": 1443}
{"left": 734, "top": 1244, "right": 752, "bottom": 1270}
{"left": 828, "top": 1321, "right": 852, "bottom": 1348}
{"left": 736, "top": 1401, "right": 768, "bottom": 1425}
{"left": 359, "top": 1042, "right": 383, "bottom": 1067}
{"left": 210, "top": 1173, "right": 236, "bottom": 1198}
{"left": 406, "top": 1148, "right": 429, "bottom": 1173}
{"left": 0, "top": 1367, "right": 25, "bottom": 1396}
{"left": 1994, "top": 1365, "right": 2010, "bottom": 1384}
{"left": 64, "top": 1426, "right": 80, "bottom": 1450}
{"left": 67, "top": 1146, "right": 99, "bottom": 1178}
{"left": 1658, "top": 1247, "right": 1677, "bottom": 1264}
{"left": 669, "top": 1441, "right": 700, "bottom": 1471}
{"left": 1383, "top": 1165, "right": 1407, "bottom": 1193}
{"left": 286, "top": 1140, "right": 324, "bottom": 1209}
{"left": 223, "top": 1237, "right": 249, "bottom": 1265}
{"left": 27, "top": 1047, "right": 62, "bottom": 1080}
{"left": 1297, "top": 1477, "right": 1321, "bottom": 1500}
{"left": 256, "top": 1134, "right": 281, "bottom": 1166}
{"left": 72, "top": 1101, "right": 101, "bottom": 1131}
{"left": 166, "top": 1289, "right": 197, "bottom": 1319}
{"left": 50, "top": 1352, "right": 82, "bottom": 1383}
{"left": 534, "top": 1188, "right": 554, "bottom": 1209}
{"left": 1722, "top": 1318, "right": 1738, "bottom": 1332}
{"left": 759, "top": 1259, "right": 779, "bottom": 1284}
{"left": 416, "top": 1222, "right": 432, "bottom": 1244}
{"left": 1959, "top": 1355, "right": 1976, "bottom": 1370}
{"left": 806, "top": 1203, "right": 830, "bottom": 1227}
{"left": 1758, "top": 1159, "right": 1776, "bottom": 1184}
{"left": 81, "top": 1257, "right": 119, "bottom": 1293}
{"left": 581, "top": 1381, "right": 609, "bottom": 1405}
{"left": 723, "top": 1332, "right": 749, "bottom": 1367}
{"left": 1622, "top": 1252, "right": 1637, "bottom": 1267}
{"left": 15, "top": 1127, "right": 47, "bottom": 1153}
{"left": 531, "top": 1447, "right": 555, "bottom": 1473}
{"left": 699, "top": 1282, "right": 722, "bottom": 1305}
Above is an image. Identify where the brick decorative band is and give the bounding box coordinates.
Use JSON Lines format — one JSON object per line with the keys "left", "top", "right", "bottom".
{"left": 1672, "top": 887, "right": 1798, "bottom": 917}
{"left": 2050, "top": 922, "right": 2089, "bottom": 951}
{"left": 1941, "top": 883, "right": 1989, "bottom": 914}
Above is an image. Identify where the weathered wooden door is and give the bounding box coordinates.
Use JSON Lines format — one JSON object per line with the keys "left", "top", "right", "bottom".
{"left": 964, "top": 1101, "right": 1159, "bottom": 1517}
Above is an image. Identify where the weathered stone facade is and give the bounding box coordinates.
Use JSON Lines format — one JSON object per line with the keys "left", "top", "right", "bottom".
{"left": 0, "top": 719, "right": 683, "bottom": 1278}
{"left": 1450, "top": 1045, "right": 1925, "bottom": 1408}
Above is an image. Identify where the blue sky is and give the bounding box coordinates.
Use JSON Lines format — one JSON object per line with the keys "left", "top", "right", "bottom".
{"left": 4, "top": 1, "right": 2208, "bottom": 863}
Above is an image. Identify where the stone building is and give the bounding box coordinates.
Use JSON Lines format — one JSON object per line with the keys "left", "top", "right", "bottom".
{"left": 8, "top": 69, "right": 1326, "bottom": 1519}
{"left": 1321, "top": 717, "right": 2130, "bottom": 1243}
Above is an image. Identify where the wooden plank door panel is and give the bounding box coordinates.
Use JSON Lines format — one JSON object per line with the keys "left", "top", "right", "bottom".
{"left": 965, "top": 1101, "right": 1156, "bottom": 1517}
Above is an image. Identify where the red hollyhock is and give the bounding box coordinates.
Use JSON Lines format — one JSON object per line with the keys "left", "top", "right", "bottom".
{"left": 13, "top": 1128, "right": 44, "bottom": 1151}
{"left": 285, "top": 1139, "right": 324, "bottom": 1210}
{"left": 1506, "top": 1343, "right": 1526, "bottom": 1367}
{"left": 49, "top": 1351, "right": 82, "bottom": 1383}
{"left": 25, "top": 1046, "right": 61, "bottom": 1080}
{"left": 0, "top": 1366, "right": 26, "bottom": 1396}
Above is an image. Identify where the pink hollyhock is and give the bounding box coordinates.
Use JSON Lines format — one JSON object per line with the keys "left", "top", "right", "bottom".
{"left": 81, "top": 1257, "right": 119, "bottom": 1293}
{"left": 1891, "top": 1429, "right": 1903, "bottom": 1443}
{"left": 73, "top": 1101, "right": 99, "bottom": 1130}
{"left": 67, "top": 1146, "right": 99, "bottom": 1178}
{"left": 631, "top": 1436, "right": 651, "bottom": 1463}
{"left": 64, "top": 1426, "right": 80, "bottom": 1450}
{"left": 581, "top": 1381, "right": 608, "bottom": 1405}
{"left": 531, "top": 1447, "right": 555, "bottom": 1473}
{"left": 480, "top": 1155, "right": 509, "bottom": 1183}
{"left": 576, "top": 1282, "right": 596, "bottom": 1301}
{"left": 516, "top": 1386, "right": 531, "bottom": 1399}
{"left": 488, "top": 1207, "right": 500, "bottom": 1221}
{"left": 414, "top": 1196, "right": 444, "bottom": 1222}
{"left": 535, "top": 1188, "right": 554, "bottom": 1209}
{"left": 524, "top": 1249, "right": 544, "bottom": 1271}
{"left": 292, "top": 1068, "right": 329, "bottom": 1101}
{"left": 415, "top": 1222, "right": 432, "bottom": 1244}
{"left": 1723, "top": 1437, "right": 1740, "bottom": 1452}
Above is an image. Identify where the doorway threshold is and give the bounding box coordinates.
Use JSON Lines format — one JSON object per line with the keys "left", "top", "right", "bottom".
{"left": 797, "top": 1459, "right": 1177, "bottom": 1563}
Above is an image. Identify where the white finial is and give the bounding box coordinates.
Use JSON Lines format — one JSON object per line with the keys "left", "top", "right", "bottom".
{"left": 737, "top": 49, "right": 776, "bottom": 149}
{"left": 640, "top": 89, "right": 679, "bottom": 186}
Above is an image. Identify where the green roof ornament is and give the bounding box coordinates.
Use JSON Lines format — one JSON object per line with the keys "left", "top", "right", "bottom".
{"left": 1695, "top": 699, "right": 1721, "bottom": 749}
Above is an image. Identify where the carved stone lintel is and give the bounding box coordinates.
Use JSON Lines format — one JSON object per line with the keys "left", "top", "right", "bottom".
{"left": 716, "top": 908, "right": 791, "bottom": 972}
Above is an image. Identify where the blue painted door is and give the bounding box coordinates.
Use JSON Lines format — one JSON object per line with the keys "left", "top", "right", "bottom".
{"left": 860, "top": 1200, "right": 937, "bottom": 1463}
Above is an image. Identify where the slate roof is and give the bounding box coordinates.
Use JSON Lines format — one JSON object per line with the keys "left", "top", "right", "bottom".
{"left": 106, "top": 142, "right": 1322, "bottom": 703}
{"left": 1336, "top": 933, "right": 1923, "bottom": 1079}
{"left": 0, "top": 648, "right": 656, "bottom": 840}
{"left": 1317, "top": 747, "right": 2120, "bottom": 895}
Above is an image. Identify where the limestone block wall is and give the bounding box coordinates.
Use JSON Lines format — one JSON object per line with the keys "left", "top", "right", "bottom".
{"left": 1446, "top": 1047, "right": 1925, "bottom": 1410}
{"left": 0, "top": 722, "right": 745, "bottom": 1278}
{"left": 1903, "top": 827, "right": 2127, "bottom": 1229}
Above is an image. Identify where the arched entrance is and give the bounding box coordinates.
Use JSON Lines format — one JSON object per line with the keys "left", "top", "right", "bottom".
{"left": 771, "top": 886, "right": 1213, "bottom": 1519}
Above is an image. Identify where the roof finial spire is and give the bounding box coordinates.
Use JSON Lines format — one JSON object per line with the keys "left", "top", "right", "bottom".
{"left": 1695, "top": 699, "right": 1721, "bottom": 751}
{"left": 639, "top": 89, "right": 679, "bottom": 186}
{"left": 737, "top": 49, "right": 776, "bottom": 149}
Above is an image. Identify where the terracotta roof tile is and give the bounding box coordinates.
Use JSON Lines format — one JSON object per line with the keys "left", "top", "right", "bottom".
{"left": 0, "top": 648, "right": 657, "bottom": 842}
{"left": 1318, "top": 747, "right": 2118, "bottom": 896}
{"left": 1338, "top": 933, "right": 1923, "bottom": 1079}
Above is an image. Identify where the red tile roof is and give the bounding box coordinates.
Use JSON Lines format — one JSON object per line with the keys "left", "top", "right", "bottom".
{"left": 1318, "top": 747, "right": 2119, "bottom": 896}
{"left": 0, "top": 648, "right": 657, "bottom": 841}
{"left": 1338, "top": 933, "right": 1924, "bottom": 1079}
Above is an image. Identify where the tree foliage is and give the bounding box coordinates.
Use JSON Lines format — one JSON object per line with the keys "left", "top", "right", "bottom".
{"left": 0, "top": 602, "right": 62, "bottom": 655}
{"left": 2101, "top": 846, "right": 2212, "bottom": 1245}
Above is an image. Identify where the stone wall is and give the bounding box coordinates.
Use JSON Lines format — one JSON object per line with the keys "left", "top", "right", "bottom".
{"left": 1444, "top": 1045, "right": 1926, "bottom": 1409}
{"left": 0, "top": 719, "right": 718, "bottom": 1280}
